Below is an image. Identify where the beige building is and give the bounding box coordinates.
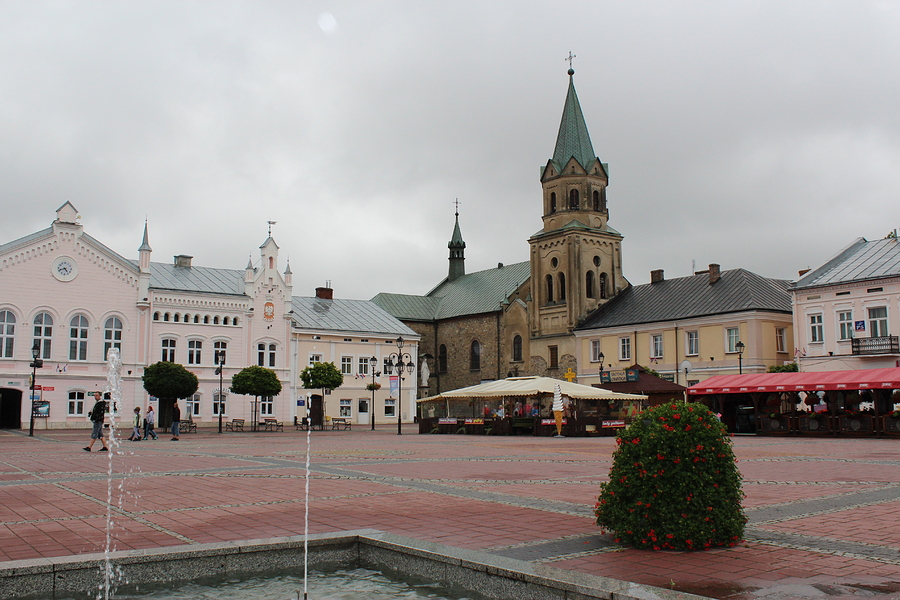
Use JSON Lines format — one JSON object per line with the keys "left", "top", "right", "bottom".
{"left": 574, "top": 266, "right": 795, "bottom": 387}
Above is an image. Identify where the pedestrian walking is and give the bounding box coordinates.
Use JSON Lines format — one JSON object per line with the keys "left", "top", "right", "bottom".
{"left": 144, "top": 405, "right": 158, "bottom": 440}
{"left": 128, "top": 407, "right": 142, "bottom": 441}
{"left": 171, "top": 400, "right": 181, "bottom": 441}
{"left": 83, "top": 392, "right": 109, "bottom": 452}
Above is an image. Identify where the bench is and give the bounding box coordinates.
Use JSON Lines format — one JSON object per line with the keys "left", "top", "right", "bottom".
{"left": 225, "top": 418, "right": 245, "bottom": 432}
{"left": 330, "top": 417, "right": 351, "bottom": 430}
{"left": 512, "top": 417, "right": 535, "bottom": 433}
{"left": 262, "top": 418, "right": 283, "bottom": 432}
{"left": 294, "top": 417, "right": 309, "bottom": 431}
{"left": 181, "top": 418, "right": 197, "bottom": 433}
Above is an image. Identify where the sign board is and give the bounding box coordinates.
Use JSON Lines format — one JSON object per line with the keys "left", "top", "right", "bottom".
{"left": 464, "top": 418, "right": 484, "bottom": 424}
{"left": 438, "top": 418, "right": 458, "bottom": 424}
{"left": 600, "top": 369, "right": 639, "bottom": 383}
{"left": 602, "top": 420, "right": 626, "bottom": 428}
{"left": 42, "top": 386, "right": 55, "bottom": 391}
{"left": 32, "top": 400, "right": 49, "bottom": 418}
{"left": 540, "top": 418, "right": 567, "bottom": 425}
{"left": 263, "top": 301, "right": 275, "bottom": 322}
{"left": 659, "top": 373, "right": 675, "bottom": 383}
{"left": 855, "top": 321, "right": 866, "bottom": 331}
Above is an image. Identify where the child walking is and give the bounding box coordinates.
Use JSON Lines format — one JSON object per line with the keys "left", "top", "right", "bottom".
{"left": 128, "top": 407, "right": 142, "bottom": 441}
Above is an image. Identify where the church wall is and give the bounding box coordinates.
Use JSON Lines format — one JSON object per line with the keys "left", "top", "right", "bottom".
{"left": 433, "top": 313, "right": 501, "bottom": 392}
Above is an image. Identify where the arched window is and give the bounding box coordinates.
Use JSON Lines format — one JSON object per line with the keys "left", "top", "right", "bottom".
{"left": 214, "top": 341, "right": 227, "bottom": 365}
{"left": 161, "top": 338, "right": 176, "bottom": 362}
{"left": 232, "top": 317, "right": 239, "bottom": 326}
{"left": 593, "top": 190, "right": 600, "bottom": 210}
{"left": 258, "top": 343, "right": 276, "bottom": 367}
{"left": 223, "top": 316, "right": 230, "bottom": 326}
{"left": 438, "top": 344, "right": 448, "bottom": 373}
{"left": 586, "top": 271, "right": 596, "bottom": 298}
{"left": 469, "top": 340, "right": 481, "bottom": 370}
{"left": 183, "top": 313, "right": 191, "bottom": 323}
{"left": 599, "top": 272, "right": 608, "bottom": 299}
{"left": 204, "top": 315, "right": 210, "bottom": 324}
{"left": 194, "top": 315, "right": 200, "bottom": 323}
{"left": 188, "top": 340, "right": 202, "bottom": 365}
{"left": 569, "top": 189, "right": 579, "bottom": 209}
{"left": 33, "top": 312, "right": 53, "bottom": 359}
{"left": 69, "top": 315, "right": 89, "bottom": 361}
{"left": 0, "top": 310, "right": 16, "bottom": 358}
{"left": 545, "top": 274, "right": 554, "bottom": 303}
{"left": 213, "top": 316, "right": 220, "bottom": 325}
{"left": 153, "top": 312, "right": 160, "bottom": 321}
{"left": 173, "top": 313, "right": 180, "bottom": 323}
{"left": 268, "top": 256, "right": 274, "bottom": 269}
{"left": 103, "top": 317, "right": 123, "bottom": 359}
{"left": 512, "top": 335, "right": 523, "bottom": 363}
{"left": 163, "top": 313, "right": 170, "bottom": 322}
{"left": 549, "top": 192, "right": 557, "bottom": 213}
{"left": 558, "top": 273, "right": 566, "bottom": 301}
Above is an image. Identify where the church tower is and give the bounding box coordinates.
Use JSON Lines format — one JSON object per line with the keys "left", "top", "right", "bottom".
{"left": 527, "top": 66, "right": 628, "bottom": 372}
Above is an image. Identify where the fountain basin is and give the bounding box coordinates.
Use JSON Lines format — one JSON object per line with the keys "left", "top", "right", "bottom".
{"left": 0, "top": 530, "right": 706, "bottom": 600}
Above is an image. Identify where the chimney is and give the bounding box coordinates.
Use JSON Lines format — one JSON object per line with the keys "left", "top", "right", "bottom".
{"left": 708, "top": 263, "right": 721, "bottom": 284}
{"left": 174, "top": 255, "right": 193, "bottom": 268}
{"left": 315, "top": 285, "right": 333, "bottom": 300}
{"left": 650, "top": 269, "right": 664, "bottom": 283}
{"left": 798, "top": 268, "right": 811, "bottom": 277}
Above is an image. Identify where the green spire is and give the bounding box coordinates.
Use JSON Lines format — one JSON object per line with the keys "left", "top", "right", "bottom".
{"left": 552, "top": 69, "right": 597, "bottom": 171}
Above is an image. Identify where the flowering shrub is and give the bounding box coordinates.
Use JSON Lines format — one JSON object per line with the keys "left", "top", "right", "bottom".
{"left": 594, "top": 401, "right": 746, "bottom": 551}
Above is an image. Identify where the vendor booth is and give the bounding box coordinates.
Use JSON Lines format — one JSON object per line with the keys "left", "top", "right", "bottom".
{"left": 687, "top": 367, "right": 900, "bottom": 436}
{"left": 418, "top": 376, "right": 647, "bottom": 436}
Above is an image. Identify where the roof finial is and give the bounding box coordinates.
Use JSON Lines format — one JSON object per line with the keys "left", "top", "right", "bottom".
{"left": 267, "top": 220, "right": 277, "bottom": 238}
{"left": 453, "top": 198, "right": 460, "bottom": 217}
{"left": 565, "top": 51, "right": 576, "bottom": 76}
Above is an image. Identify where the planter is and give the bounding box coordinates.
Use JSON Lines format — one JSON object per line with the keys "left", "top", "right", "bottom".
{"left": 839, "top": 414, "right": 874, "bottom": 433}
{"left": 798, "top": 414, "right": 831, "bottom": 433}
{"left": 882, "top": 416, "right": 900, "bottom": 434}
{"left": 760, "top": 415, "right": 792, "bottom": 434}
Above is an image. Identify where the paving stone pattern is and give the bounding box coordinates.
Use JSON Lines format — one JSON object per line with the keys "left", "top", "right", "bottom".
{"left": 2, "top": 428, "right": 900, "bottom": 599}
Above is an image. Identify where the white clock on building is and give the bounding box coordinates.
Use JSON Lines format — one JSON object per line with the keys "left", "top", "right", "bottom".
{"left": 51, "top": 256, "right": 78, "bottom": 282}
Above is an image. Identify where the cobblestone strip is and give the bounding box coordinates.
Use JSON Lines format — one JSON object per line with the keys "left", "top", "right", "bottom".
{"left": 745, "top": 528, "right": 900, "bottom": 565}
{"left": 746, "top": 483, "right": 900, "bottom": 525}
{"left": 53, "top": 483, "right": 197, "bottom": 544}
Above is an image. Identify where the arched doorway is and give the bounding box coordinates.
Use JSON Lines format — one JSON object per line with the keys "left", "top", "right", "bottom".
{"left": 0, "top": 388, "right": 22, "bottom": 429}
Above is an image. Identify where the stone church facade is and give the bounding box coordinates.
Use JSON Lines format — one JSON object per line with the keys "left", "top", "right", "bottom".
{"left": 373, "top": 67, "right": 625, "bottom": 398}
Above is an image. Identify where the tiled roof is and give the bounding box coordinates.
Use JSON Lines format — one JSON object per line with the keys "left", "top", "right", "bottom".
{"left": 291, "top": 297, "right": 416, "bottom": 336}
{"left": 552, "top": 72, "right": 598, "bottom": 172}
{"left": 371, "top": 261, "right": 531, "bottom": 322}
{"left": 143, "top": 262, "right": 246, "bottom": 295}
{"left": 577, "top": 269, "right": 791, "bottom": 330}
{"left": 793, "top": 237, "right": 900, "bottom": 290}
{"left": 0, "top": 227, "right": 54, "bottom": 254}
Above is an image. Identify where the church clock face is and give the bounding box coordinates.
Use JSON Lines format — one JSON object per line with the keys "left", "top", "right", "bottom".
{"left": 52, "top": 256, "right": 78, "bottom": 282}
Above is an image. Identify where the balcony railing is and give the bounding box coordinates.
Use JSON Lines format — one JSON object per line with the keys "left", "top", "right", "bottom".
{"left": 852, "top": 336, "right": 900, "bottom": 355}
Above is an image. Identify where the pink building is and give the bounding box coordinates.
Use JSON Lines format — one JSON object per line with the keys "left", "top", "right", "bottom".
{"left": 0, "top": 203, "right": 417, "bottom": 431}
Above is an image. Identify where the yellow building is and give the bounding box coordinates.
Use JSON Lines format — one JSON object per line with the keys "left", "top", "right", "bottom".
{"left": 574, "top": 265, "right": 795, "bottom": 387}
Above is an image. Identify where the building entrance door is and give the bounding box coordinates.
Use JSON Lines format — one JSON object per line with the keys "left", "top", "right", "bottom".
{"left": 0, "top": 388, "right": 23, "bottom": 429}
{"left": 357, "top": 399, "right": 369, "bottom": 426}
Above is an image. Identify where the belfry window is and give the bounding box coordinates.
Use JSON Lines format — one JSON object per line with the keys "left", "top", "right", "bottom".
{"left": 593, "top": 190, "right": 600, "bottom": 210}
{"left": 545, "top": 274, "right": 554, "bottom": 303}
{"left": 569, "top": 189, "right": 579, "bottom": 209}
{"left": 549, "top": 192, "right": 557, "bottom": 213}
{"left": 586, "top": 271, "right": 596, "bottom": 298}
{"left": 558, "top": 273, "right": 566, "bottom": 301}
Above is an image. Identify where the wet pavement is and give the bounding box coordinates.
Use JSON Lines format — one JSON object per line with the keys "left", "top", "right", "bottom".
{"left": 2, "top": 427, "right": 900, "bottom": 599}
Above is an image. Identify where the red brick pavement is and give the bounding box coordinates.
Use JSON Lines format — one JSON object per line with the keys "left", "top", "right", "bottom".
{"left": 2, "top": 428, "right": 900, "bottom": 599}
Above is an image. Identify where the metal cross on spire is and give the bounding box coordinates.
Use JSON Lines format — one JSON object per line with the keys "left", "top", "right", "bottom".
{"left": 267, "top": 220, "right": 277, "bottom": 237}
{"left": 565, "top": 51, "right": 576, "bottom": 70}
{"left": 454, "top": 198, "right": 461, "bottom": 216}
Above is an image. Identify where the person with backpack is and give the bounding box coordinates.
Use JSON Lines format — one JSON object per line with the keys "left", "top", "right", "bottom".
{"left": 83, "top": 392, "right": 109, "bottom": 452}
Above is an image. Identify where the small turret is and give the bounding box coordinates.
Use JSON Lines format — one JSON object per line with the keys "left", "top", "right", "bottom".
{"left": 448, "top": 207, "right": 466, "bottom": 282}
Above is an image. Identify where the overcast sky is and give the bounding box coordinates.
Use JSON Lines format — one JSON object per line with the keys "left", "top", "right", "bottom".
{"left": 2, "top": 1, "right": 899, "bottom": 300}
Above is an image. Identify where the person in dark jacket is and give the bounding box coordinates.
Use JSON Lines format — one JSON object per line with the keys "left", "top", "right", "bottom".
{"left": 83, "top": 392, "right": 109, "bottom": 452}
{"left": 171, "top": 400, "right": 181, "bottom": 441}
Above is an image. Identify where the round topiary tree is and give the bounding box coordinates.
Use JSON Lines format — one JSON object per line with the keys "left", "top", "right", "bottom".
{"left": 594, "top": 401, "right": 746, "bottom": 551}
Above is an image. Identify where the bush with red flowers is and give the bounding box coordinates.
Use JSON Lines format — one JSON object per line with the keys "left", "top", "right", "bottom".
{"left": 594, "top": 401, "right": 746, "bottom": 551}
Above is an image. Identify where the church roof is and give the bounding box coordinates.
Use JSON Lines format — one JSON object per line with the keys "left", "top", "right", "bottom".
{"left": 793, "top": 237, "right": 900, "bottom": 290}
{"left": 449, "top": 213, "right": 465, "bottom": 248}
{"left": 291, "top": 296, "right": 416, "bottom": 336}
{"left": 551, "top": 70, "right": 598, "bottom": 173}
{"left": 372, "top": 261, "right": 531, "bottom": 321}
{"left": 529, "top": 219, "right": 622, "bottom": 241}
{"left": 577, "top": 269, "right": 791, "bottom": 330}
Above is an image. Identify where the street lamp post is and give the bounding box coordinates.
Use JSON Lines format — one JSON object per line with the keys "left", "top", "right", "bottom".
{"left": 215, "top": 351, "right": 225, "bottom": 433}
{"left": 598, "top": 351, "right": 605, "bottom": 382}
{"left": 736, "top": 341, "right": 745, "bottom": 375}
{"left": 28, "top": 341, "right": 43, "bottom": 437}
{"left": 386, "top": 337, "right": 415, "bottom": 436}
{"left": 368, "top": 356, "right": 381, "bottom": 431}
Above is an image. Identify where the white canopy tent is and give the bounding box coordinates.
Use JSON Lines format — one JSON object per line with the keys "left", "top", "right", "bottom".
{"left": 419, "top": 376, "right": 646, "bottom": 406}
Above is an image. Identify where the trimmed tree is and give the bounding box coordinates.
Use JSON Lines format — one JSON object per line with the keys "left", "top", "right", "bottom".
{"left": 142, "top": 362, "right": 199, "bottom": 428}
{"left": 231, "top": 365, "right": 283, "bottom": 399}
{"left": 594, "top": 401, "right": 746, "bottom": 551}
{"left": 300, "top": 361, "right": 344, "bottom": 392}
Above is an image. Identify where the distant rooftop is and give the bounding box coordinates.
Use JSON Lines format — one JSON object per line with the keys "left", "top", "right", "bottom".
{"left": 793, "top": 237, "right": 900, "bottom": 290}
